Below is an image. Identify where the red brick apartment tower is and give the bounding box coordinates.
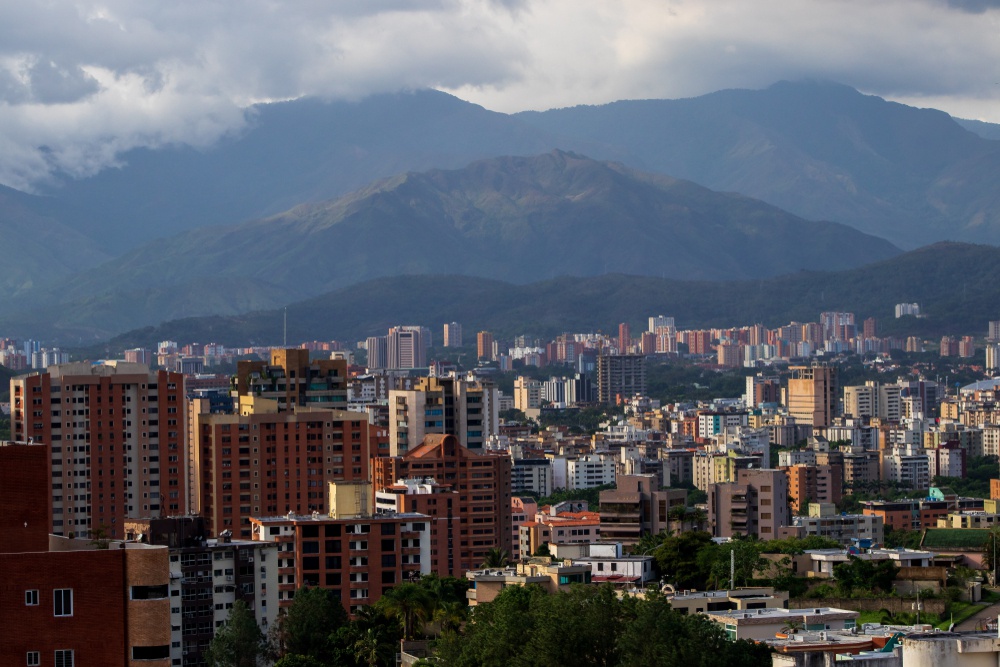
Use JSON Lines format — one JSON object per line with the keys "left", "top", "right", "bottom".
{"left": 0, "top": 442, "right": 172, "bottom": 667}
{"left": 11, "top": 361, "right": 186, "bottom": 539}
{"left": 372, "top": 434, "right": 512, "bottom": 575}
{"left": 250, "top": 512, "right": 429, "bottom": 614}
{"left": 195, "top": 401, "right": 372, "bottom": 539}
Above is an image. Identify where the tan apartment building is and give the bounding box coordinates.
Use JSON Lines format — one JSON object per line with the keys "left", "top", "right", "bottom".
{"left": 787, "top": 365, "right": 838, "bottom": 428}
{"left": 709, "top": 468, "right": 790, "bottom": 539}
{"left": 388, "top": 375, "right": 499, "bottom": 455}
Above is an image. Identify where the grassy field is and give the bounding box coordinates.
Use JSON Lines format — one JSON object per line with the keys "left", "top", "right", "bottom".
{"left": 921, "top": 529, "right": 990, "bottom": 549}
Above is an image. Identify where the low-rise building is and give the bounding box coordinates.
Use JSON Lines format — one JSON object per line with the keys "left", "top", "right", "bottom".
{"left": 663, "top": 587, "right": 789, "bottom": 615}
{"left": 568, "top": 543, "right": 656, "bottom": 586}
{"left": 465, "top": 560, "right": 592, "bottom": 606}
{"left": 783, "top": 503, "right": 884, "bottom": 546}
{"left": 705, "top": 607, "right": 859, "bottom": 641}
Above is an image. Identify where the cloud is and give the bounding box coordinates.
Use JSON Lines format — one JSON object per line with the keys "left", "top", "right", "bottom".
{"left": 0, "top": 0, "right": 999, "bottom": 190}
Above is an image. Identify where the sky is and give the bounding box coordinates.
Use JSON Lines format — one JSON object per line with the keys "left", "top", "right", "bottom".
{"left": 1, "top": 0, "right": 1000, "bottom": 190}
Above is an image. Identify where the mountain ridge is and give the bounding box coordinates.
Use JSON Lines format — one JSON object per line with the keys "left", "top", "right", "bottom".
{"left": 0, "top": 150, "right": 899, "bottom": 340}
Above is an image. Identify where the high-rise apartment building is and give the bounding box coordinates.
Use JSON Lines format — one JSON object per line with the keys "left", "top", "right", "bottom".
{"left": 11, "top": 361, "right": 187, "bottom": 539}
{"left": 233, "top": 349, "right": 348, "bottom": 411}
{"left": 366, "top": 336, "right": 388, "bottom": 369}
{"left": 387, "top": 326, "right": 426, "bottom": 369}
{"left": 648, "top": 315, "right": 675, "bottom": 333}
{"left": 990, "top": 320, "right": 1000, "bottom": 342}
{"left": 618, "top": 323, "right": 631, "bottom": 353}
{"left": 477, "top": 331, "right": 495, "bottom": 362}
{"left": 782, "top": 464, "right": 843, "bottom": 513}
{"left": 373, "top": 434, "right": 513, "bottom": 575}
{"left": 745, "top": 374, "right": 780, "bottom": 408}
{"left": 443, "top": 322, "right": 463, "bottom": 348}
{"left": 194, "top": 396, "right": 373, "bottom": 540}
{"left": 596, "top": 354, "right": 646, "bottom": 404}
{"left": 514, "top": 376, "right": 542, "bottom": 413}
{"left": 388, "top": 375, "right": 498, "bottom": 455}
{"left": 787, "top": 365, "right": 838, "bottom": 428}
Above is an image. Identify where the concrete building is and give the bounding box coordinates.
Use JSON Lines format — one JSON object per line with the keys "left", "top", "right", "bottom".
{"left": 513, "top": 376, "right": 542, "bottom": 414}
{"left": 511, "top": 458, "right": 553, "bottom": 497}
{"left": 11, "top": 360, "right": 187, "bottom": 539}
{"left": 596, "top": 354, "right": 646, "bottom": 404}
{"left": 784, "top": 504, "right": 884, "bottom": 546}
{"left": 518, "top": 508, "right": 602, "bottom": 557}
{"left": 465, "top": 560, "right": 591, "bottom": 606}
{"left": 570, "top": 542, "right": 656, "bottom": 585}
{"left": 443, "top": 322, "right": 463, "bottom": 348}
{"left": 388, "top": 375, "right": 499, "bottom": 455}
{"left": 476, "top": 331, "right": 495, "bottom": 362}
{"left": 788, "top": 365, "right": 839, "bottom": 428}
{"left": 709, "top": 468, "right": 791, "bottom": 539}
{"left": 663, "top": 587, "right": 789, "bottom": 615}
{"left": 782, "top": 464, "right": 843, "bottom": 514}
{"left": 568, "top": 454, "right": 616, "bottom": 489}
{"left": 124, "top": 516, "right": 279, "bottom": 665}
{"left": 387, "top": 326, "right": 427, "bottom": 369}
{"left": 233, "top": 349, "right": 348, "bottom": 411}
{"left": 706, "top": 607, "right": 859, "bottom": 641}
{"left": 599, "top": 474, "right": 684, "bottom": 546}
{"left": 373, "top": 434, "right": 513, "bottom": 575}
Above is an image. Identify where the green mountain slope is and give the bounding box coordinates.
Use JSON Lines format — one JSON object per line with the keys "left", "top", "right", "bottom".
{"left": 3, "top": 151, "right": 897, "bottom": 340}
{"left": 94, "top": 241, "right": 995, "bottom": 351}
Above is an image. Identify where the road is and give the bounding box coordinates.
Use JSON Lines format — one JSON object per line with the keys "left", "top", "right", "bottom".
{"left": 956, "top": 600, "right": 1000, "bottom": 632}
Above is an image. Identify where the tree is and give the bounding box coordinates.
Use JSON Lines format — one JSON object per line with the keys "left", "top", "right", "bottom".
{"left": 272, "top": 587, "right": 348, "bottom": 662}
{"left": 653, "top": 530, "right": 718, "bottom": 589}
{"left": 353, "top": 627, "right": 395, "bottom": 667}
{"left": 533, "top": 543, "right": 551, "bottom": 558}
{"left": 710, "top": 540, "right": 767, "bottom": 589}
{"left": 274, "top": 656, "right": 323, "bottom": 667}
{"left": 205, "top": 600, "right": 266, "bottom": 667}
{"left": 481, "top": 547, "right": 511, "bottom": 568}
{"left": 378, "top": 582, "right": 435, "bottom": 640}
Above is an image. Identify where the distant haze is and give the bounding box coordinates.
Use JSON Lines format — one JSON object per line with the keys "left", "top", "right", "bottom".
{"left": 2, "top": 1, "right": 1000, "bottom": 189}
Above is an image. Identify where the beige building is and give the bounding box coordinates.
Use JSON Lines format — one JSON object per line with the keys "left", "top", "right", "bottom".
{"left": 663, "top": 587, "right": 789, "bottom": 616}
{"left": 389, "top": 375, "right": 499, "bottom": 455}
{"left": 465, "top": 560, "right": 591, "bottom": 606}
{"left": 709, "top": 468, "right": 790, "bottom": 539}
{"left": 788, "top": 365, "right": 838, "bottom": 428}
{"left": 706, "top": 607, "right": 859, "bottom": 641}
{"left": 599, "top": 474, "right": 685, "bottom": 546}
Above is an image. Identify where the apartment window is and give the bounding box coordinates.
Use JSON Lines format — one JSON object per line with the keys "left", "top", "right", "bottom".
{"left": 54, "top": 589, "right": 73, "bottom": 617}
{"left": 55, "top": 650, "right": 74, "bottom": 667}
{"left": 25, "top": 590, "right": 39, "bottom": 606}
{"left": 26, "top": 652, "right": 40, "bottom": 666}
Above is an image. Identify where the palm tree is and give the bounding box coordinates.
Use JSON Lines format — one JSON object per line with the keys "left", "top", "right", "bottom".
{"left": 481, "top": 546, "right": 511, "bottom": 568}
{"left": 433, "top": 600, "right": 467, "bottom": 635}
{"left": 379, "top": 583, "right": 435, "bottom": 640}
{"left": 353, "top": 627, "right": 393, "bottom": 667}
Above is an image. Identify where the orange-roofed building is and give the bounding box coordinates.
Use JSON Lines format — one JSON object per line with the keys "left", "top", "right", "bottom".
{"left": 518, "top": 507, "right": 602, "bottom": 557}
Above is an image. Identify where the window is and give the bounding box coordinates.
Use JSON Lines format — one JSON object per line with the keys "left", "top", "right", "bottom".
{"left": 54, "top": 589, "right": 73, "bottom": 617}
{"left": 55, "top": 650, "right": 74, "bottom": 667}
{"left": 132, "top": 645, "right": 170, "bottom": 660}
{"left": 25, "top": 590, "right": 39, "bottom": 606}
{"left": 131, "top": 585, "right": 169, "bottom": 600}
{"left": 27, "top": 652, "right": 40, "bottom": 666}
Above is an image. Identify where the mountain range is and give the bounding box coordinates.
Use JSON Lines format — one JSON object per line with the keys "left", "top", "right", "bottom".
{"left": 93, "top": 241, "right": 999, "bottom": 353}
{"left": 4, "top": 80, "right": 1000, "bottom": 342}
{"left": 0, "top": 151, "right": 897, "bottom": 341}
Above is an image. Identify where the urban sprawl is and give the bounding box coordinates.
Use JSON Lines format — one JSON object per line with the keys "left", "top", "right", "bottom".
{"left": 6, "top": 306, "right": 1000, "bottom": 666}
